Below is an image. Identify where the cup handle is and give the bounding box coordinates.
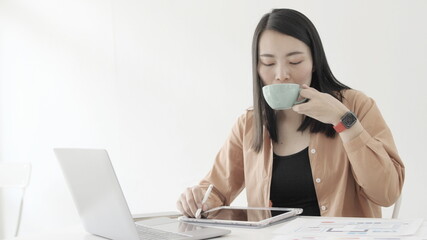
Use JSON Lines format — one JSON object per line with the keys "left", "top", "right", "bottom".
{"left": 294, "top": 98, "right": 308, "bottom": 105}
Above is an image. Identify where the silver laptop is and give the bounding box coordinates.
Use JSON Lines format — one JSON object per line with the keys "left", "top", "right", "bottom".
{"left": 54, "top": 148, "right": 230, "bottom": 240}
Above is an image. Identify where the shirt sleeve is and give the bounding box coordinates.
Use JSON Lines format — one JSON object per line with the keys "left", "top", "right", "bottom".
{"left": 343, "top": 91, "right": 405, "bottom": 207}
{"left": 198, "top": 113, "right": 246, "bottom": 206}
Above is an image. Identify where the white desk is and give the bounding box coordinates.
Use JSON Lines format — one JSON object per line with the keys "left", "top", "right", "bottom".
{"left": 6, "top": 217, "right": 427, "bottom": 240}
{"left": 6, "top": 223, "right": 284, "bottom": 240}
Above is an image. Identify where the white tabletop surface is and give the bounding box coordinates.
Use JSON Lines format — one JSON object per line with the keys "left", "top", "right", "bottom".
{"left": 6, "top": 223, "right": 285, "bottom": 240}
{"left": 6, "top": 217, "right": 427, "bottom": 240}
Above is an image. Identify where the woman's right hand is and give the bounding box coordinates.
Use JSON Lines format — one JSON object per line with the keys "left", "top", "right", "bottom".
{"left": 176, "top": 185, "right": 210, "bottom": 218}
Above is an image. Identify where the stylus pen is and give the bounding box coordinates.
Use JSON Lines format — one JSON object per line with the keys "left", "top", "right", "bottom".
{"left": 195, "top": 184, "right": 214, "bottom": 219}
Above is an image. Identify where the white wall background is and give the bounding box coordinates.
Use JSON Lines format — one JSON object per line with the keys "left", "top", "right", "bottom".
{"left": 1, "top": 0, "right": 426, "bottom": 238}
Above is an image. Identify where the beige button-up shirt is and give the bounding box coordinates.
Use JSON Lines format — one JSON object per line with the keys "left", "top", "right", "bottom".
{"left": 199, "top": 89, "right": 404, "bottom": 217}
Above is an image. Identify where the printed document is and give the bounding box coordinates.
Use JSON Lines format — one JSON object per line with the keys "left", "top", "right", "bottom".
{"left": 274, "top": 217, "right": 424, "bottom": 237}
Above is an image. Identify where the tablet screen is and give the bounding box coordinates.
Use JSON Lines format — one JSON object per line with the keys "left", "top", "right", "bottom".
{"left": 201, "top": 208, "right": 290, "bottom": 222}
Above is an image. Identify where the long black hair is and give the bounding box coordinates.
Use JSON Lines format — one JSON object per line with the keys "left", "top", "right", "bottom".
{"left": 252, "top": 9, "right": 350, "bottom": 152}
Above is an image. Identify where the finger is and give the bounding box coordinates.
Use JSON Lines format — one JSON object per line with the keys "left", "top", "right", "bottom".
{"left": 299, "top": 88, "right": 318, "bottom": 99}
{"left": 292, "top": 101, "right": 312, "bottom": 114}
{"left": 292, "top": 104, "right": 302, "bottom": 113}
{"left": 177, "top": 196, "right": 192, "bottom": 217}
{"left": 182, "top": 190, "right": 196, "bottom": 217}
{"left": 176, "top": 199, "right": 188, "bottom": 217}
{"left": 181, "top": 193, "right": 194, "bottom": 217}
{"left": 293, "top": 103, "right": 323, "bottom": 121}
{"left": 185, "top": 188, "right": 199, "bottom": 216}
{"left": 301, "top": 84, "right": 319, "bottom": 92}
{"left": 192, "top": 186, "right": 203, "bottom": 209}
{"left": 301, "top": 84, "right": 310, "bottom": 89}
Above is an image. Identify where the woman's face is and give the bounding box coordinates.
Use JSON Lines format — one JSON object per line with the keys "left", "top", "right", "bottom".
{"left": 258, "top": 30, "right": 313, "bottom": 86}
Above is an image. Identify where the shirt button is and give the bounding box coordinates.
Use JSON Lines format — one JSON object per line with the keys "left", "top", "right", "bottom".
{"left": 321, "top": 205, "right": 327, "bottom": 211}
{"left": 310, "top": 148, "right": 316, "bottom": 154}
{"left": 315, "top": 178, "right": 321, "bottom": 183}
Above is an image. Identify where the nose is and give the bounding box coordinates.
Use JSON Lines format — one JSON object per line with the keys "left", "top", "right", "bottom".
{"left": 275, "top": 65, "right": 290, "bottom": 82}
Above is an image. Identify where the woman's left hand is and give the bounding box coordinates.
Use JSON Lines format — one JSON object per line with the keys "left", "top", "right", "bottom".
{"left": 292, "top": 84, "right": 349, "bottom": 125}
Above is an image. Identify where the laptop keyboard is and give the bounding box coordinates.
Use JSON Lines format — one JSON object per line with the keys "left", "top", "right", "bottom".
{"left": 136, "top": 224, "right": 190, "bottom": 240}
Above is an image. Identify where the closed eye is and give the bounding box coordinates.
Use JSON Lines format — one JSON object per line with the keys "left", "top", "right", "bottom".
{"left": 290, "top": 61, "right": 303, "bottom": 65}
{"left": 260, "top": 62, "right": 275, "bottom": 66}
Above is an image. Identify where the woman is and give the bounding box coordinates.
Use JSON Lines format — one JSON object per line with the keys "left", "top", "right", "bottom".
{"left": 177, "top": 9, "right": 404, "bottom": 217}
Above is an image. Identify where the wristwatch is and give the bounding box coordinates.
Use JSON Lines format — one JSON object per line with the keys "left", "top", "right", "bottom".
{"left": 333, "top": 111, "right": 357, "bottom": 133}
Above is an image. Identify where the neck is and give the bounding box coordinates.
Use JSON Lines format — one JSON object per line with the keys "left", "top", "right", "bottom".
{"left": 276, "top": 109, "right": 303, "bottom": 125}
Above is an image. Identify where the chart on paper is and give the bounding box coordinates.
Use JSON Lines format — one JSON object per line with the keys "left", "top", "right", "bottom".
{"left": 293, "top": 220, "right": 417, "bottom": 235}
{"left": 271, "top": 236, "right": 423, "bottom": 240}
{"left": 274, "top": 218, "right": 424, "bottom": 236}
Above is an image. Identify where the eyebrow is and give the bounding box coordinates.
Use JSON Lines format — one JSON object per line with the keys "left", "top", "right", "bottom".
{"left": 259, "top": 51, "right": 304, "bottom": 57}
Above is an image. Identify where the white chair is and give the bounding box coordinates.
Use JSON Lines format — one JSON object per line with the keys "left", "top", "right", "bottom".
{"left": 0, "top": 163, "right": 31, "bottom": 237}
{"left": 391, "top": 195, "right": 402, "bottom": 219}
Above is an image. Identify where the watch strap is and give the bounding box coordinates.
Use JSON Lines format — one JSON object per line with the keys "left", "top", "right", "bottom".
{"left": 333, "top": 122, "right": 347, "bottom": 133}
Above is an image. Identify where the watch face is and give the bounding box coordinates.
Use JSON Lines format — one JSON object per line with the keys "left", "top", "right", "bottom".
{"left": 341, "top": 111, "right": 357, "bottom": 129}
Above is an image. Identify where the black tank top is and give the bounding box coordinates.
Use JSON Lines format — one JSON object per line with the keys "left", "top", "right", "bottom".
{"left": 269, "top": 147, "right": 321, "bottom": 216}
